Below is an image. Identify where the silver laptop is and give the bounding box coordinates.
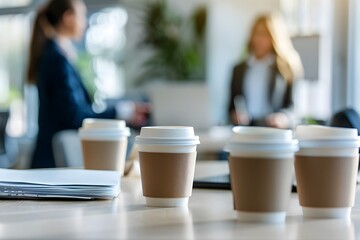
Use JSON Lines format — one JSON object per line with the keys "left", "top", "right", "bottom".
{"left": 148, "top": 83, "right": 213, "bottom": 130}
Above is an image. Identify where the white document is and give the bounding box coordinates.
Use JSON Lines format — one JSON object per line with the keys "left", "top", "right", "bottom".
{"left": 0, "top": 169, "right": 121, "bottom": 200}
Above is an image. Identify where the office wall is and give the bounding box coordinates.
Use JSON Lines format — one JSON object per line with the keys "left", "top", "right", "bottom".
{"left": 123, "top": 0, "right": 279, "bottom": 124}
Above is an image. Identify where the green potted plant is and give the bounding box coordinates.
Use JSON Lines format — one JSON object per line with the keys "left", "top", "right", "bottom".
{"left": 136, "top": 0, "right": 207, "bottom": 84}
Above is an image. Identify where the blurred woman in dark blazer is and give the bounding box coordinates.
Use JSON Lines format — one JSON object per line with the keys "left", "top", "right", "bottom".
{"left": 27, "top": 0, "right": 147, "bottom": 168}
{"left": 228, "top": 13, "right": 303, "bottom": 128}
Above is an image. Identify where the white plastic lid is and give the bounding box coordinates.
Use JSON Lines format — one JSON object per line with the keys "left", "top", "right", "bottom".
{"left": 224, "top": 126, "right": 297, "bottom": 153}
{"left": 296, "top": 125, "right": 360, "bottom": 149}
{"left": 228, "top": 126, "right": 294, "bottom": 144}
{"left": 79, "top": 119, "right": 130, "bottom": 140}
{"left": 296, "top": 125, "right": 358, "bottom": 140}
{"left": 82, "top": 118, "right": 127, "bottom": 130}
{"left": 135, "top": 126, "right": 200, "bottom": 146}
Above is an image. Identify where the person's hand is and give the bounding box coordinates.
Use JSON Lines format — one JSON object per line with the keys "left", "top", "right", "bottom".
{"left": 231, "top": 110, "right": 250, "bottom": 126}
{"left": 115, "top": 101, "right": 150, "bottom": 128}
{"left": 265, "top": 112, "right": 289, "bottom": 129}
{"left": 128, "top": 102, "right": 150, "bottom": 128}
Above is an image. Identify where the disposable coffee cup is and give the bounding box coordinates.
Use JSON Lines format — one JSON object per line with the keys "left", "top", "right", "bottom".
{"left": 135, "top": 126, "right": 200, "bottom": 207}
{"left": 225, "top": 127, "right": 298, "bottom": 223}
{"left": 79, "top": 119, "right": 130, "bottom": 175}
{"left": 295, "top": 125, "right": 360, "bottom": 219}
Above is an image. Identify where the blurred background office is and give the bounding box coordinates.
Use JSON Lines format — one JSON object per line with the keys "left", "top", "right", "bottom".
{"left": 0, "top": 0, "right": 359, "bottom": 168}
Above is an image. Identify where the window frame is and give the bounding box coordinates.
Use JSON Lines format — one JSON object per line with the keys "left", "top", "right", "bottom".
{"left": 348, "top": 0, "right": 360, "bottom": 114}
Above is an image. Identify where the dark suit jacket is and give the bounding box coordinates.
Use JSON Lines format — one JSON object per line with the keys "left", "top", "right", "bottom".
{"left": 228, "top": 61, "right": 293, "bottom": 125}
{"left": 32, "top": 39, "right": 116, "bottom": 168}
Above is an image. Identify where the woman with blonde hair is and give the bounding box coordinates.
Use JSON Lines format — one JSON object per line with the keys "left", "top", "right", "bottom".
{"left": 228, "top": 13, "right": 303, "bottom": 128}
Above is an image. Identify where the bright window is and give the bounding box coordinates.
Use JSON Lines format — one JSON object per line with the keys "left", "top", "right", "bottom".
{"left": 0, "top": 14, "right": 31, "bottom": 137}
{"left": 280, "top": 0, "right": 332, "bottom": 121}
{"left": 348, "top": 0, "right": 360, "bottom": 114}
{"left": 0, "top": 0, "right": 31, "bottom": 8}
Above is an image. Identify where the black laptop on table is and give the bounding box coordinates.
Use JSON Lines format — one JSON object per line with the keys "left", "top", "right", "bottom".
{"left": 193, "top": 174, "right": 297, "bottom": 192}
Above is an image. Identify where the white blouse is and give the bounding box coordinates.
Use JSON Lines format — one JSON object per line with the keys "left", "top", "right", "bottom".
{"left": 243, "top": 54, "right": 276, "bottom": 119}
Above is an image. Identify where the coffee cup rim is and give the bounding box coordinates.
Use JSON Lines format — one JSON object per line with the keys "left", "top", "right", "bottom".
{"left": 296, "top": 125, "right": 358, "bottom": 140}
{"left": 79, "top": 128, "right": 130, "bottom": 134}
{"left": 138, "top": 126, "right": 196, "bottom": 139}
{"left": 135, "top": 136, "right": 200, "bottom": 146}
{"left": 227, "top": 139, "right": 294, "bottom": 144}
{"left": 224, "top": 140, "right": 299, "bottom": 153}
{"left": 79, "top": 128, "right": 130, "bottom": 140}
{"left": 298, "top": 139, "right": 360, "bottom": 148}
{"left": 79, "top": 127, "right": 130, "bottom": 134}
{"left": 230, "top": 126, "right": 294, "bottom": 143}
{"left": 81, "top": 118, "right": 127, "bottom": 130}
{"left": 228, "top": 149, "right": 296, "bottom": 158}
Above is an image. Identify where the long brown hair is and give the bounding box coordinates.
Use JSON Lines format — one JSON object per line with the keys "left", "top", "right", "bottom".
{"left": 248, "top": 13, "right": 303, "bottom": 83}
{"left": 27, "top": 0, "right": 78, "bottom": 84}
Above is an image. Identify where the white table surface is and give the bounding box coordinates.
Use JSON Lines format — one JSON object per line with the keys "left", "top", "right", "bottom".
{"left": 0, "top": 161, "right": 359, "bottom": 239}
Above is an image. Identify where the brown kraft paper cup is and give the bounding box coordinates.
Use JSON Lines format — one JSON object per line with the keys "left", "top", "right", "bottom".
{"left": 295, "top": 155, "right": 359, "bottom": 208}
{"left": 139, "top": 152, "right": 197, "bottom": 198}
{"left": 81, "top": 139, "right": 128, "bottom": 174}
{"left": 229, "top": 156, "right": 294, "bottom": 212}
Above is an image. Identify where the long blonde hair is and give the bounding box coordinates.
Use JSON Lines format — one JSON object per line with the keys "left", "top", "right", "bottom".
{"left": 248, "top": 13, "right": 303, "bottom": 83}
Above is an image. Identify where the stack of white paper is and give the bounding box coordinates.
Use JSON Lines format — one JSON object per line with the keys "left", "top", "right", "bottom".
{"left": 0, "top": 169, "right": 120, "bottom": 200}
